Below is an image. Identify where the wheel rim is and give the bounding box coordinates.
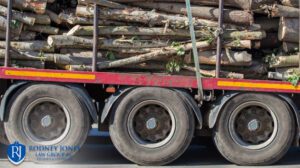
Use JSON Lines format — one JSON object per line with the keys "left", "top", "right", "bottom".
{"left": 229, "top": 101, "right": 278, "bottom": 150}
{"left": 22, "top": 98, "right": 71, "bottom": 145}
{"left": 127, "top": 100, "right": 176, "bottom": 148}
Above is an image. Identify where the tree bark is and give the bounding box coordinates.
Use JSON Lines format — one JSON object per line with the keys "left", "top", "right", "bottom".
{"left": 59, "top": 12, "right": 126, "bottom": 25}
{"left": 75, "top": 5, "right": 248, "bottom": 30}
{"left": 182, "top": 65, "right": 244, "bottom": 79}
{"left": 60, "top": 48, "right": 104, "bottom": 58}
{"left": 278, "top": 17, "right": 299, "bottom": 43}
{"left": 0, "top": 16, "right": 23, "bottom": 34}
{"left": 45, "top": 10, "right": 62, "bottom": 25}
{"left": 282, "top": 42, "right": 299, "bottom": 53}
{"left": 24, "top": 25, "right": 59, "bottom": 35}
{"left": 199, "top": 60, "right": 267, "bottom": 79}
{"left": 96, "top": 41, "right": 211, "bottom": 69}
{"left": 48, "top": 35, "right": 172, "bottom": 49}
{"left": 7, "top": 60, "right": 45, "bottom": 69}
{"left": 280, "top": 0, "right": 299, "bottom": 8}
{"left": 132, "top": 2, "right": 254, "bottom": 25}
{"left": 0, "top": 49, "right": 97, "bottom": 65}
{"left": 67, "top": 25, "right": 266, "bottom": 40}
{"left": 184, "top": 50, "right": 252, "bottom": 66}
{"left": 78, "top": 0, "right": 127, "bottom": 9}
{"left": 0, "top": 0, "right": 47, "bottom": 14}
{"left": 0, "top": 41, "right": 54, "bottom": 52}
{"left": 0, "top": 5, "right": 35, "bottom": 25}
{"left": 269, "top": 54, "right": 300, "bottom": 68}
{"left": 262, "top": 4, "right": 300, "bottom": 17}
{"left": 110, "top": 0, "right": 276, "bottom": 10}
{"left": 0, "top": 30, "right": 36, "bottom": 40}
{"left": 26, "top": 13, "right": 51, "bottom": 25}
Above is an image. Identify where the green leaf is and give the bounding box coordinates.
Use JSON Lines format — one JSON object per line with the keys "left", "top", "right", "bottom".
{"left": 287, "top": 74, "right": 300, "bottom": 87}
{"left": 106, "top": 51, "right": 116, "bottom": 60}
{"left": 166, "top": 59, "right": 183, "bottom": 73}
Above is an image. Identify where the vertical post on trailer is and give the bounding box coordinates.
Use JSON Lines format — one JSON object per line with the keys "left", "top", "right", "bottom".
{"left": 5, "top": 0, "right": 12, "bottom": 67}
{"left": 185, "top": 0, "right": 204, "bottom": 102}
{"left": 92, "top": 4, "right": 99, "bottom": 72}
{"left": 216, "top": 0, "right": 224, "bottom": 78}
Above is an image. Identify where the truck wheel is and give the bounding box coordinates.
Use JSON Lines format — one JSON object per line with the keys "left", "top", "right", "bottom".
{"left": 0, "top": 121, "right": 9, "bottom": 145}
{"left": 109, "top": 87, "right": 195, "bottom": 166}
{"left": 4, "top": 84, "right": 90, "bottom": 163}
{"left": 213, "top": 93, "right": 295, "bottom": 166}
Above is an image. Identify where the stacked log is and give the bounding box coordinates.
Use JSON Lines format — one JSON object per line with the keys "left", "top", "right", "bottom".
{"left": 265, "top": 1, "right": 300, "bottom": 81}
{"left": 0, "top": 0, "right": 298, "bottom": 80}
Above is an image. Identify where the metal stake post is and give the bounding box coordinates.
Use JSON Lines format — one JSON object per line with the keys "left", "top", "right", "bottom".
{"left": 216, "top": 0, "right": 224, "bottom": 78}
{"left": 92, "top": 4, "right": 99, "bottom": 72}
{"left": 5, "top": 0, "right": 12, "bottom": 67}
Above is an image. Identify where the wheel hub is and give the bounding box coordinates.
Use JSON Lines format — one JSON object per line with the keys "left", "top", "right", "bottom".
{"left": 128, "top": 100, "right": 176, "bottom": 148}
{"left": 41, "top": 115, "right": 52, "bottom": 128}
{"left": 247, "top": 119, "right": 260, "bottom": 132}
{"left": 23, "top": 98, "right": 71, "bottom": 145}
{"left": 146, "top": 118, "right": 157, "bottom": 130}
{"left": 229, "top": 102, "right": 278, "bottom": 150}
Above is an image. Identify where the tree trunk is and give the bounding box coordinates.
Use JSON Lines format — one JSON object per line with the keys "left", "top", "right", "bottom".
{"left": 67, "top": 25, "right": 266, "bottom": 40}
{"left": 278, "top": 17, "right": 299, "bottom": 43}
{"left": 7, "top": 60, "right": 45, "bottom": 69}
{"left": 45, "top": 10, "right": 62, "bottom": 25}
{"left": 75, "top": 5, "right": 248, "bottom": 30}
{"left": 110, "top": 0, "right": 276, "bottom": 10}
{"left": 282, "top": 42, "right": 299, "bottom": 53}
{"left": 268, "top": 72, "right": 289, "bottom": 80}
{"left": 0, "top": 30, "right": 36, "bottom": 40}
{"left": 199, "top": 60, "right": 267, "bottom": 79}
{"left": 60, "top": 48, "right": 104, "bottom": 58}
{"left": 0, "top": 0, "right": 47, "bottom": 14}
{"left": 262, "top": 4, "right": 300, "bottom": 17}
{"left": 59, "top": 12, "right": 126, "bottom": 25}
{"left": 269, "top": 54, "right": 300, "bottom": 68}
{"left": 26, "top": 13, "right": 51, "bottom": 25}
{"left": 182, "top": 65, "right": 244, "bottom": 79}
{"left": 96, "top": 41, "right": 211, "bottom": 69}
{"left": 78, "top": 0, "right": 127, "bottom": 9}
{"left": 184, "top": 50, "right": 252, "bottom": 66}
{"left": 48, "top": 35, "right": 172, "bottom": 49}
{"left": 0, "top": 5, "right": 35, "bottom": 25}
{"left": 132, "top": 2, "right": 253, "bottom": 25}
{"left": 24, "top": 25, "right": 59, "bottom": 35}
{"left": 0, "top": 49, "right": 98, "bottom": 65}
{"left": 280, "top": 0, "right": 299, "bottom": 8}
{"left": 0, "top": 41, "right": 54, "bottom": 52}
{"left": 0, "top": 16, "right": 23, "bottom": 35}
{"left": 0, "top": 60, "right": 44, "bottom": 69}
{"left": 67, "top": 25, "right": 197, "bottom": 37}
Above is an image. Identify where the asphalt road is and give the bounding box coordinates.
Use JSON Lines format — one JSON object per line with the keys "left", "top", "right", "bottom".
{"left": 1, "top": 136, "right": 300, "bottom": 168}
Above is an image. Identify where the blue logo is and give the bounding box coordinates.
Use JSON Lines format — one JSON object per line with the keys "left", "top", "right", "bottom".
{"left": 7, "top": 141, "right": 26, "bottom": 165}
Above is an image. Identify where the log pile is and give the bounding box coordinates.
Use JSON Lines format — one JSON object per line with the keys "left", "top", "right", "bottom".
{"left": 265, "top": 0, "right": 300, "bottom": 81}
{"left": 0, "top": 0, "right": 299, "bottom": 80}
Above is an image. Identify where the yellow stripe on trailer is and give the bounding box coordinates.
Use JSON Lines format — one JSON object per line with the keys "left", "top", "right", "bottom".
{"left": 5, "top": 70, "right": 96, "bottom": 80}
{"left": 217, "top": 81, "right": 300, "bottom": 91}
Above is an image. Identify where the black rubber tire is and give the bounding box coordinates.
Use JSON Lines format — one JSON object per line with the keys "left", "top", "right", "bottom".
{"left": 109, "top": 87, "right": 195, "bottom": 166}
{"left": 4, "top": 84, "right": 90, "bottom": 163}
{"left": 213, "top": 93, "right": 295, "bottom": 166}
{"left": 0, "top": 121, "right": 9, "bottom": 145}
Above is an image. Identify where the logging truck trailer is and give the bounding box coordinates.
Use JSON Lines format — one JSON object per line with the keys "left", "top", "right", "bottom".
{"left": 1, "top": 0, "right": 300, "bottom": 167}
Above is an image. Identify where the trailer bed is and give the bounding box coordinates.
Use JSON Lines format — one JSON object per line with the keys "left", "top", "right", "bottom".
{"left": 0, "top": 67, "right": 299, "bottom": 94}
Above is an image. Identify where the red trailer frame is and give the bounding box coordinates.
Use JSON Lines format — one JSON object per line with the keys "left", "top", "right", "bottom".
{"left": 1, "top": 67, "right": 299, "bottom": 94}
